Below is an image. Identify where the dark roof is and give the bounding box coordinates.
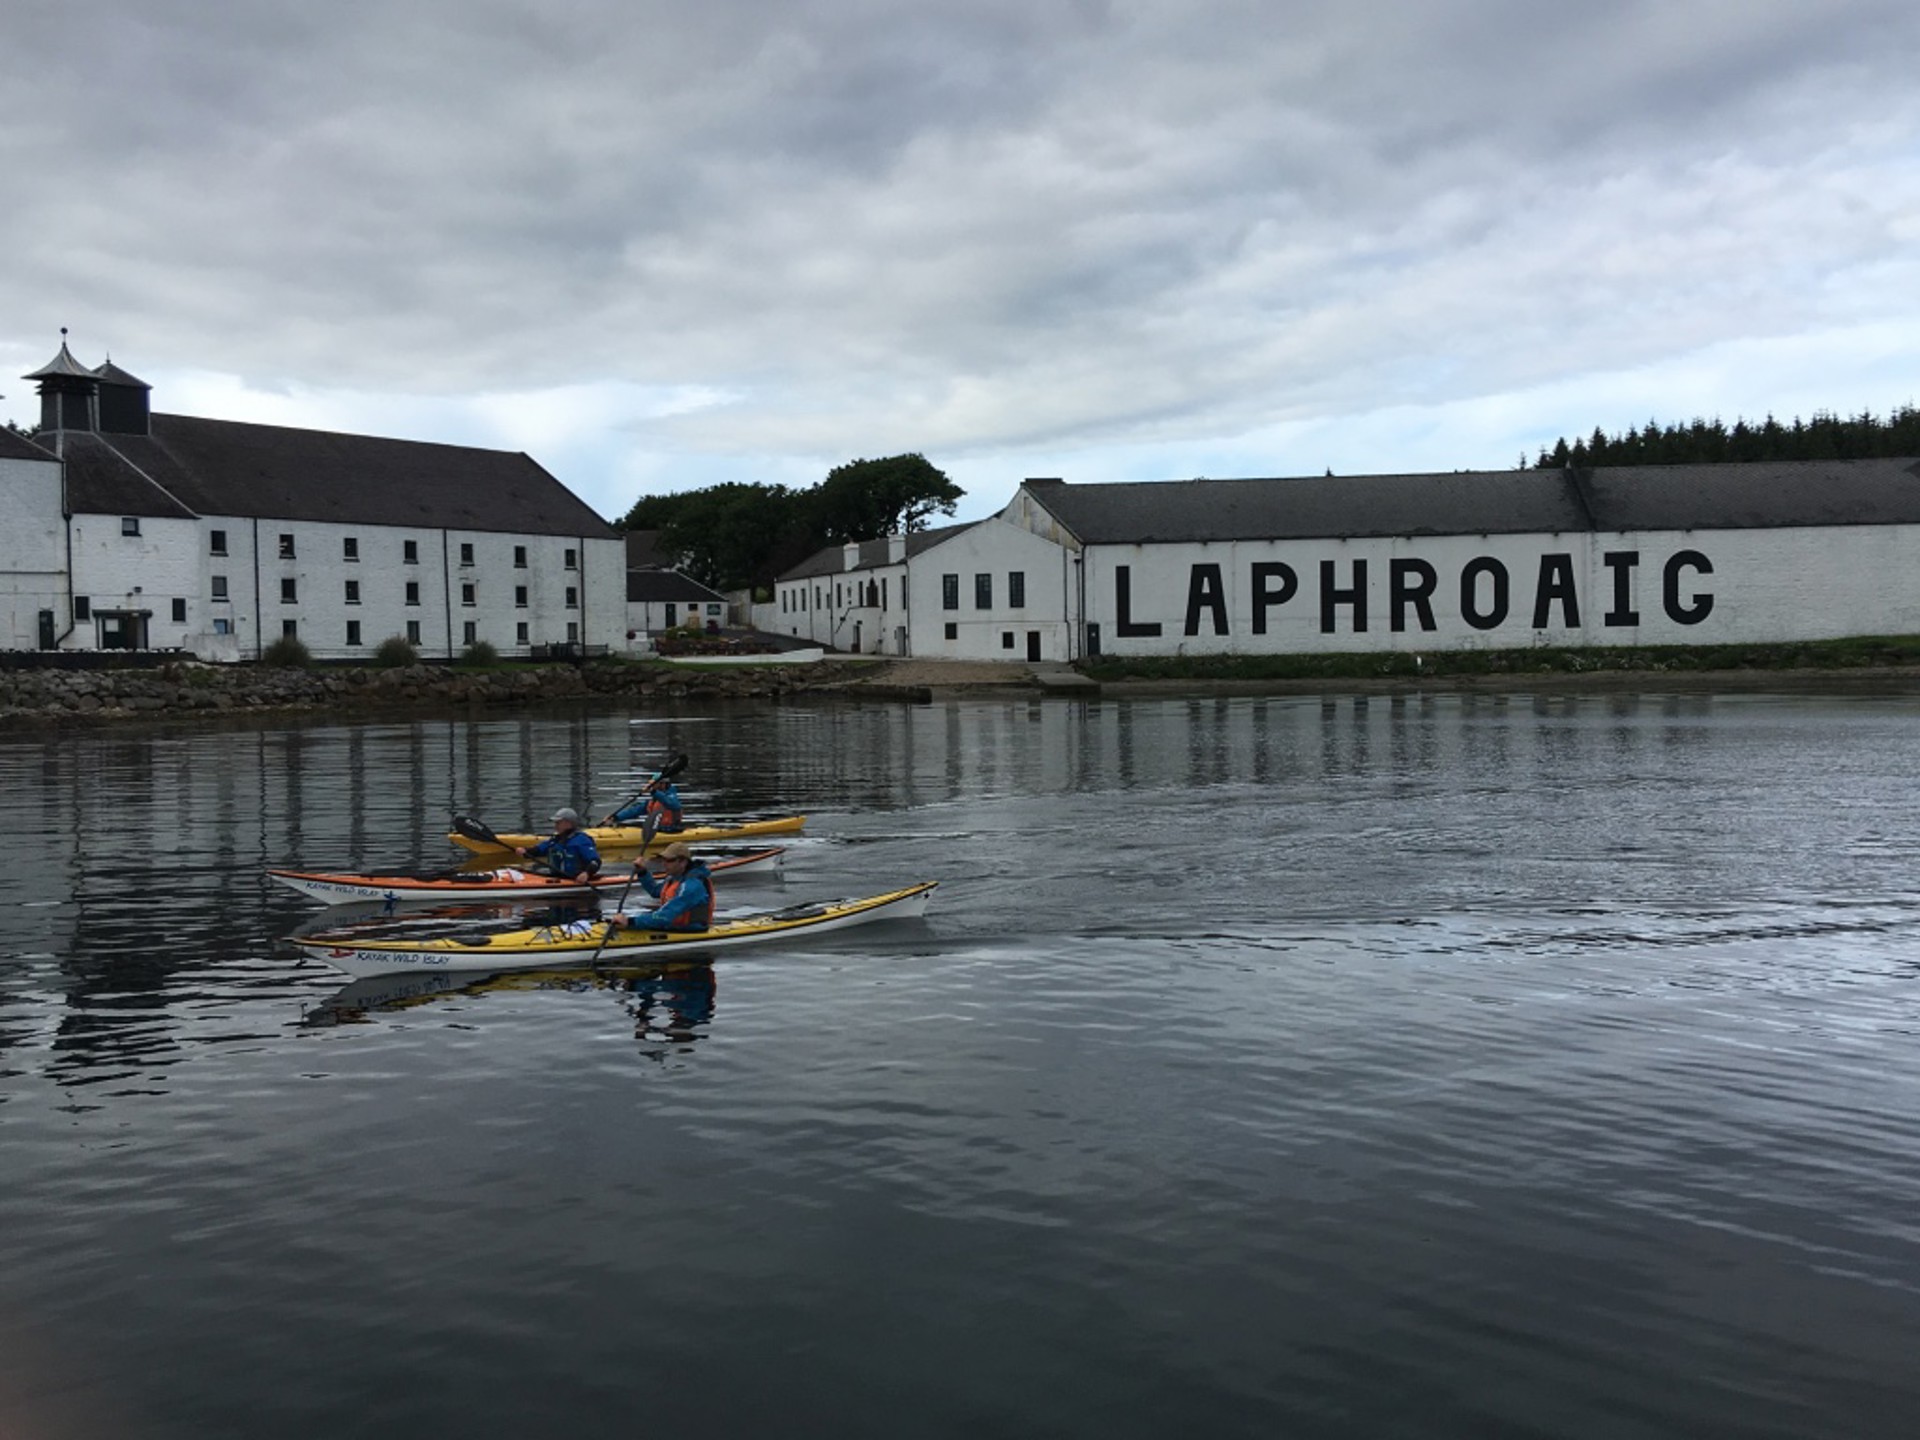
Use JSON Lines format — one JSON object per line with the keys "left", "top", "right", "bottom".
{"left": 777, "top": 521, "right": 975, "bottom": 581}
{"left": 628, "top": 569, "right": 726, "bottom": 603}
{"left": 1023, "top": 458, "right": 1920, "bottom": 543}
{"left": 93, "top": 359, "right": 151, "bottom": 390}
{"left": 24, "top": 341, "right": 96, "bottom": 381}
{"left": 0, "top": 428, "right": 55, "bottom": 462}
{"left": 57, "top": 413, "right": 618, "bottom": 536}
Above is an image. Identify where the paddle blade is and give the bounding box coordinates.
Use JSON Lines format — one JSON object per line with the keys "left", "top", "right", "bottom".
{"left": 659, "top": 753, "right": 689, "bottom": 782}
{"left": 452, "top": 814, "right": 507, "bottom": 848}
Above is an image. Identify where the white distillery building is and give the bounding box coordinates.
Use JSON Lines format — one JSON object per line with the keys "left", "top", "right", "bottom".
{"left": 625, "top": 531, "right": 730, "bottom": 646}
{"left": 12, "top": 341, "right": 626, "bottom": 661}
{"left": 0, "top": 426, "right": 65, "bottom": 650}
{"left": 773, "top": 525, "right": 973, "bottom": 657}
{"left": 992, "top": 463, "right": 1920, "bottom": 660}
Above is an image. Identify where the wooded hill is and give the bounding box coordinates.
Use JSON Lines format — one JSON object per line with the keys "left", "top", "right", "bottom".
{"left": 1533, "top": 405, "right": 1920, "bottom": 468}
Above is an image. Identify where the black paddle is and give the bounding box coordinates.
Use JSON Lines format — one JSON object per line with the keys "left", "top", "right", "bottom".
{"left": 452, "top": 814, "right": 509, "bottom": 850}
{"left": 589, "top": 852, "right": 651, "bottom": 969}
{"left": 598, "top": 753, "right": 690, "bottom": 828}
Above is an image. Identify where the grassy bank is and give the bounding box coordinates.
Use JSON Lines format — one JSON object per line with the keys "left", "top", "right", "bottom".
{"left": 1080, "top": 635, "right": 1920, "bottom": 683}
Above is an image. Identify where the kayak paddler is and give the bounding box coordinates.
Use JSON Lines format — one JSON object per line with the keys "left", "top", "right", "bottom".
{"left": 609, "top": 775, "right": 684, "bottom": 833}
{"left": 609, "top": 842, "right": 714, "bottom": 932}
{"left": 515, "top": 807, "right": 602, "bottom": 879}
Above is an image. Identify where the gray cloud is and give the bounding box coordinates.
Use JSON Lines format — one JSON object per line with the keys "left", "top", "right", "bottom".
{"left": 5, "top": 0, "right": 1919, "bottom": 502}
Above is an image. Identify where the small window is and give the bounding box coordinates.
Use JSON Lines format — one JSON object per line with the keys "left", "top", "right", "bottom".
{"left": 74, "top": 596, "right": 91, "bottom": 622}
{"left": 343, "top": 537, "right": 359, "bottom": 561}
{"left": 461, "top": 582, "right": 476, "bottom": 606}
{"left": 278, "top": 534, "right": 295, "bottom": 559}
{"left": 211, "top": 576, "right": 228, "bottom": 601}
{"left": 515, "top": 585, "right": 528, "bottom": 608}
{"left": 405, "top": 582, "right": 420, "bottom": 606}
{"left": 209, "top": 529, "right": 227, "bottom": 556}
{"left": 281, "top": 578, "right": 298, "bottom": 604}
{"left": 514, "top": 545, "right": 527, "bottom": 568}
{"left": 1002, "top": 631, "right": 1014, "bottom": 649}
{"left": 121, "top": 516, "right": 140, "bottom": 537}
{"left": 460, "top": 542, "right": 475, "bottom": 566}
{"left": 406, "top": 620, "right": 421, "bottom": 643}
{"left": 943, "top": 621, "right": 957, "bottom": 641}
{"left": 881, "top": 578, "right": 888, "bottom": 610}
{"left": 282, "top": 619, "right": 298, "bottom": 638}
{"left": 564, "top": 548, "right": 578, "bottom": 569}
{"left": 565, "top": 587, "right": 578, "bottom": 608}
{"left": 707, "top": 603, "right": 722, "bottom": 617}
{"left": 171, "top": 598, "right": 186, "bottom": 623}
{"left": 975, "top": 574, "right": 992, "bottom": 609}
{"left": 516, "top": 621, "right": 529, "bottom": 644}
{"left": 347, "top": 620, "right": 362, "bottom": 646}
{"left": 463, "top": 620, "right": 478, "bottom": 644}
{"left": 403, "top": 540, "right": 419, "bottom": 564}
{"left": 1009, "top": 571, "right": 1026, "bottom": 608}
{"left": 942, "top": 574, "right": 959, "bottom": 610}
{"left": 567, "top": 621, "right": 579, "bottom": 642}
{"left": 213, "top": 618, "right": 232, "bottom": 636}
{"left": 345, "top": 580, "right": 361, "bottom": 605}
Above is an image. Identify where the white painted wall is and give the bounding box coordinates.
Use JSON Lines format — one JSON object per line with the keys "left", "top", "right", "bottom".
{"left": 907, "top": 517, "right": 1074, "bottom": 660}
{"left": 67, "top": 513, "right": 203, "bottom": 653}
{"left": 774, "top": 539, "right": 912, "bottom": 655}
{"left": 0, "top": 453, "right": 66, "bottom": 649}
{"left": 1074, "top": 525, "right": 1920, "bottom": 656}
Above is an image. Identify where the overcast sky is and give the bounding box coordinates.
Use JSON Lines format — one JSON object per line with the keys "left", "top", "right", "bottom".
{"left": 4, "top": 0, "right": 1918, "bottom": 524}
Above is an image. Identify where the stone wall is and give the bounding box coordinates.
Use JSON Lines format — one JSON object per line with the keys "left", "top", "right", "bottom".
{"left": 0, "top": 658, "right": 875, "bottom": 726}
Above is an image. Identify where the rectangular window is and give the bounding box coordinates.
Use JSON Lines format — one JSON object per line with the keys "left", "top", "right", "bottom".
{"left": 707, "top": 603, "right": 722, "bottom": 617}
{"left": 567, "top": 621, "right": 579, "bottom": 642}
{"left": 463, "top": 620, "right": 477, "bottom": 644}
{"left": 460, "top": 542, "right": 475, "bottom": 566}
{"left": 346, "top": 620, "right": 362, "bottom": 646}
{"left": 121, "top": 516, "right": 140, "bottom": 536}
{"left": 975, "top": 573, "right": 992, "bottom": 609}
{"left": 881, "top": 578, "right": 888, "bottom": 610}
{"left": 213, "top": 618, "right": 232, "bottom": 636}
{"left": 278, "top": 533, "right": 295, "bottom": 558}
{"left": 281, "top": 578, "right": 298, "bottom": 604}
{"left": 171, "top": 598, "right": 186, "bottom": 623}
{"left": 564, "top": 548, "right": 578, "bottom": 569}
{"left": 461, "top": 582, "right": 476, "bottom": 606}
{"left": 343, "top": 537, "right": 359, "bottom": 561}
{"left": 515, "top": 585, "right": 528, "bottom": 608}
{"left": 516, "top": 621, "right": 529, "bottom": 645}
{"left": 942, "top": 574, "right": 959, "bottom": 610}
{"left": 405, "top": 582, "right": 420, "bottom": 606}
{"left": 404, "top": 539, "right": 419, "bottom": 564}
{"left": 406, "top": 619, "right": 421, "bottom": 643}
{"left": 1002, "top": 631, "right": 1014, "bottom": 649}
{"left": 514, "top": 545, "right": 527, "bottom": 568}
{"left": 1009, "top": 571, "right": 1026, "bottom": 608}
{"left": 211, "top": 576, "right": 228, "bottom": 601}
{"left": 565, "top": 587, "right": 578, "bottom": 608}
{"left": 944, "top": 621, "right": 957, "bottom": 641}
{"left": 282, "top": 619, "right": 298, "bottom": 638}
{"left": 345, "top": 579, "right": 361, "bottom": 604}
{"left": 209, "top": 529, "right": 227, "bottom": 556}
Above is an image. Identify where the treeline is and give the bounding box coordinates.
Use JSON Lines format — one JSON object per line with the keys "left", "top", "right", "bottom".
{"left": 621, "top": 453, "right": 962, "bottom": 595}
{"left": 1534, "top": 405, "right": 1920, "bottom": 468}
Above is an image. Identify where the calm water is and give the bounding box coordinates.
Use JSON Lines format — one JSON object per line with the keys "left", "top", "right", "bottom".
{"left": 5, "top": 691, "right": 1920, "bottom": 1438}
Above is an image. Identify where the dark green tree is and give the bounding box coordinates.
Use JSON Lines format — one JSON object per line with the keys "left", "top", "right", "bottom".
{"left": 810, "top": 454, "right": 963, "bottom": 543}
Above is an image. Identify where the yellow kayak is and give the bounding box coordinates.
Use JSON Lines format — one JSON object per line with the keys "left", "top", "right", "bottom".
{"left": 449, "top": 815, "right": 807, "bottom": 855}
{"left": 288, "top": 882, "right": 937, "bottom": 977}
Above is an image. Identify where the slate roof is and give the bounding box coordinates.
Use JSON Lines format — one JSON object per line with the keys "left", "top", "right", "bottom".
{"left": 1022, "top": 458, "right": 1920, "bottom": 543}
{"left": 624, "top": 529, "right": 671, "bottom": 569}
{"left": 0, "top": 428, "right": 55, "bottom": 463}
{"left": 55, "top": 413, "right": 618, "bottom": 537}
{"left": 628, "top": 569, "right": 726, "bottom": 604}
{"left": 777, "top": 521, "right": 975, "bottom": 582}
{"left": 24, "top": 341, "right": 96, "bottom": 381}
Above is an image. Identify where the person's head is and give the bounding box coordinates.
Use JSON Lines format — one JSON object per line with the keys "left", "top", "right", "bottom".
{"left": 552, "top": 807, "right": 581, "bottom": 833}
{"left": 653, "top": 841, "right": 691, "bottom": 869}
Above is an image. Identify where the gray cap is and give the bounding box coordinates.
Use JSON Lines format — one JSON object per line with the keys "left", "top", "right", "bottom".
{"left": 552, "top": 807, "right": 581, "bottom": 826}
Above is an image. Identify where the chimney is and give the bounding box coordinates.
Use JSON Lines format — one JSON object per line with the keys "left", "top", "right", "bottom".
{"left": 842, "top": 541, "right": 861, "bottom": 571}
{"left": 886, "top": 533, "right": 906, "bottom": 564}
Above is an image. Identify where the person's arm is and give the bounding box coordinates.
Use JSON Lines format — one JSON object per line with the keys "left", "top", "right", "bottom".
{"left": 630, "top": 867, "right": 665, "bottom": 901}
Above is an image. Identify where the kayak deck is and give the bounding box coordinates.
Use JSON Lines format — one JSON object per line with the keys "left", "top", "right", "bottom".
{"left": 449, "top": 815, "right": 807, "bottom": 854}
{"left": 288, "top": 881, "right": 937, "bottom": 976}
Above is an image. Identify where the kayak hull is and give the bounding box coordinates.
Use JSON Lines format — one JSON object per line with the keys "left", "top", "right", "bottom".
{"left": 269, "top": 847, "right": 785, "bottom": 906}
{"left": 449, "top": 815, "right": 807, "bottom": 854}
{"left": 288, "top": 882, "right": 937, "bottom": 977}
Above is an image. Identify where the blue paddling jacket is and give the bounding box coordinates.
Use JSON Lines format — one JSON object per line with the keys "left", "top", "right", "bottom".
{"left": 624, "top": 859, "right": 713, "bottom": 930}
{"left": 612, "top": 782, "right": 683, "bottom": 831}
{"left": 527, "top": 828, "right": 601, "bottom": 879}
